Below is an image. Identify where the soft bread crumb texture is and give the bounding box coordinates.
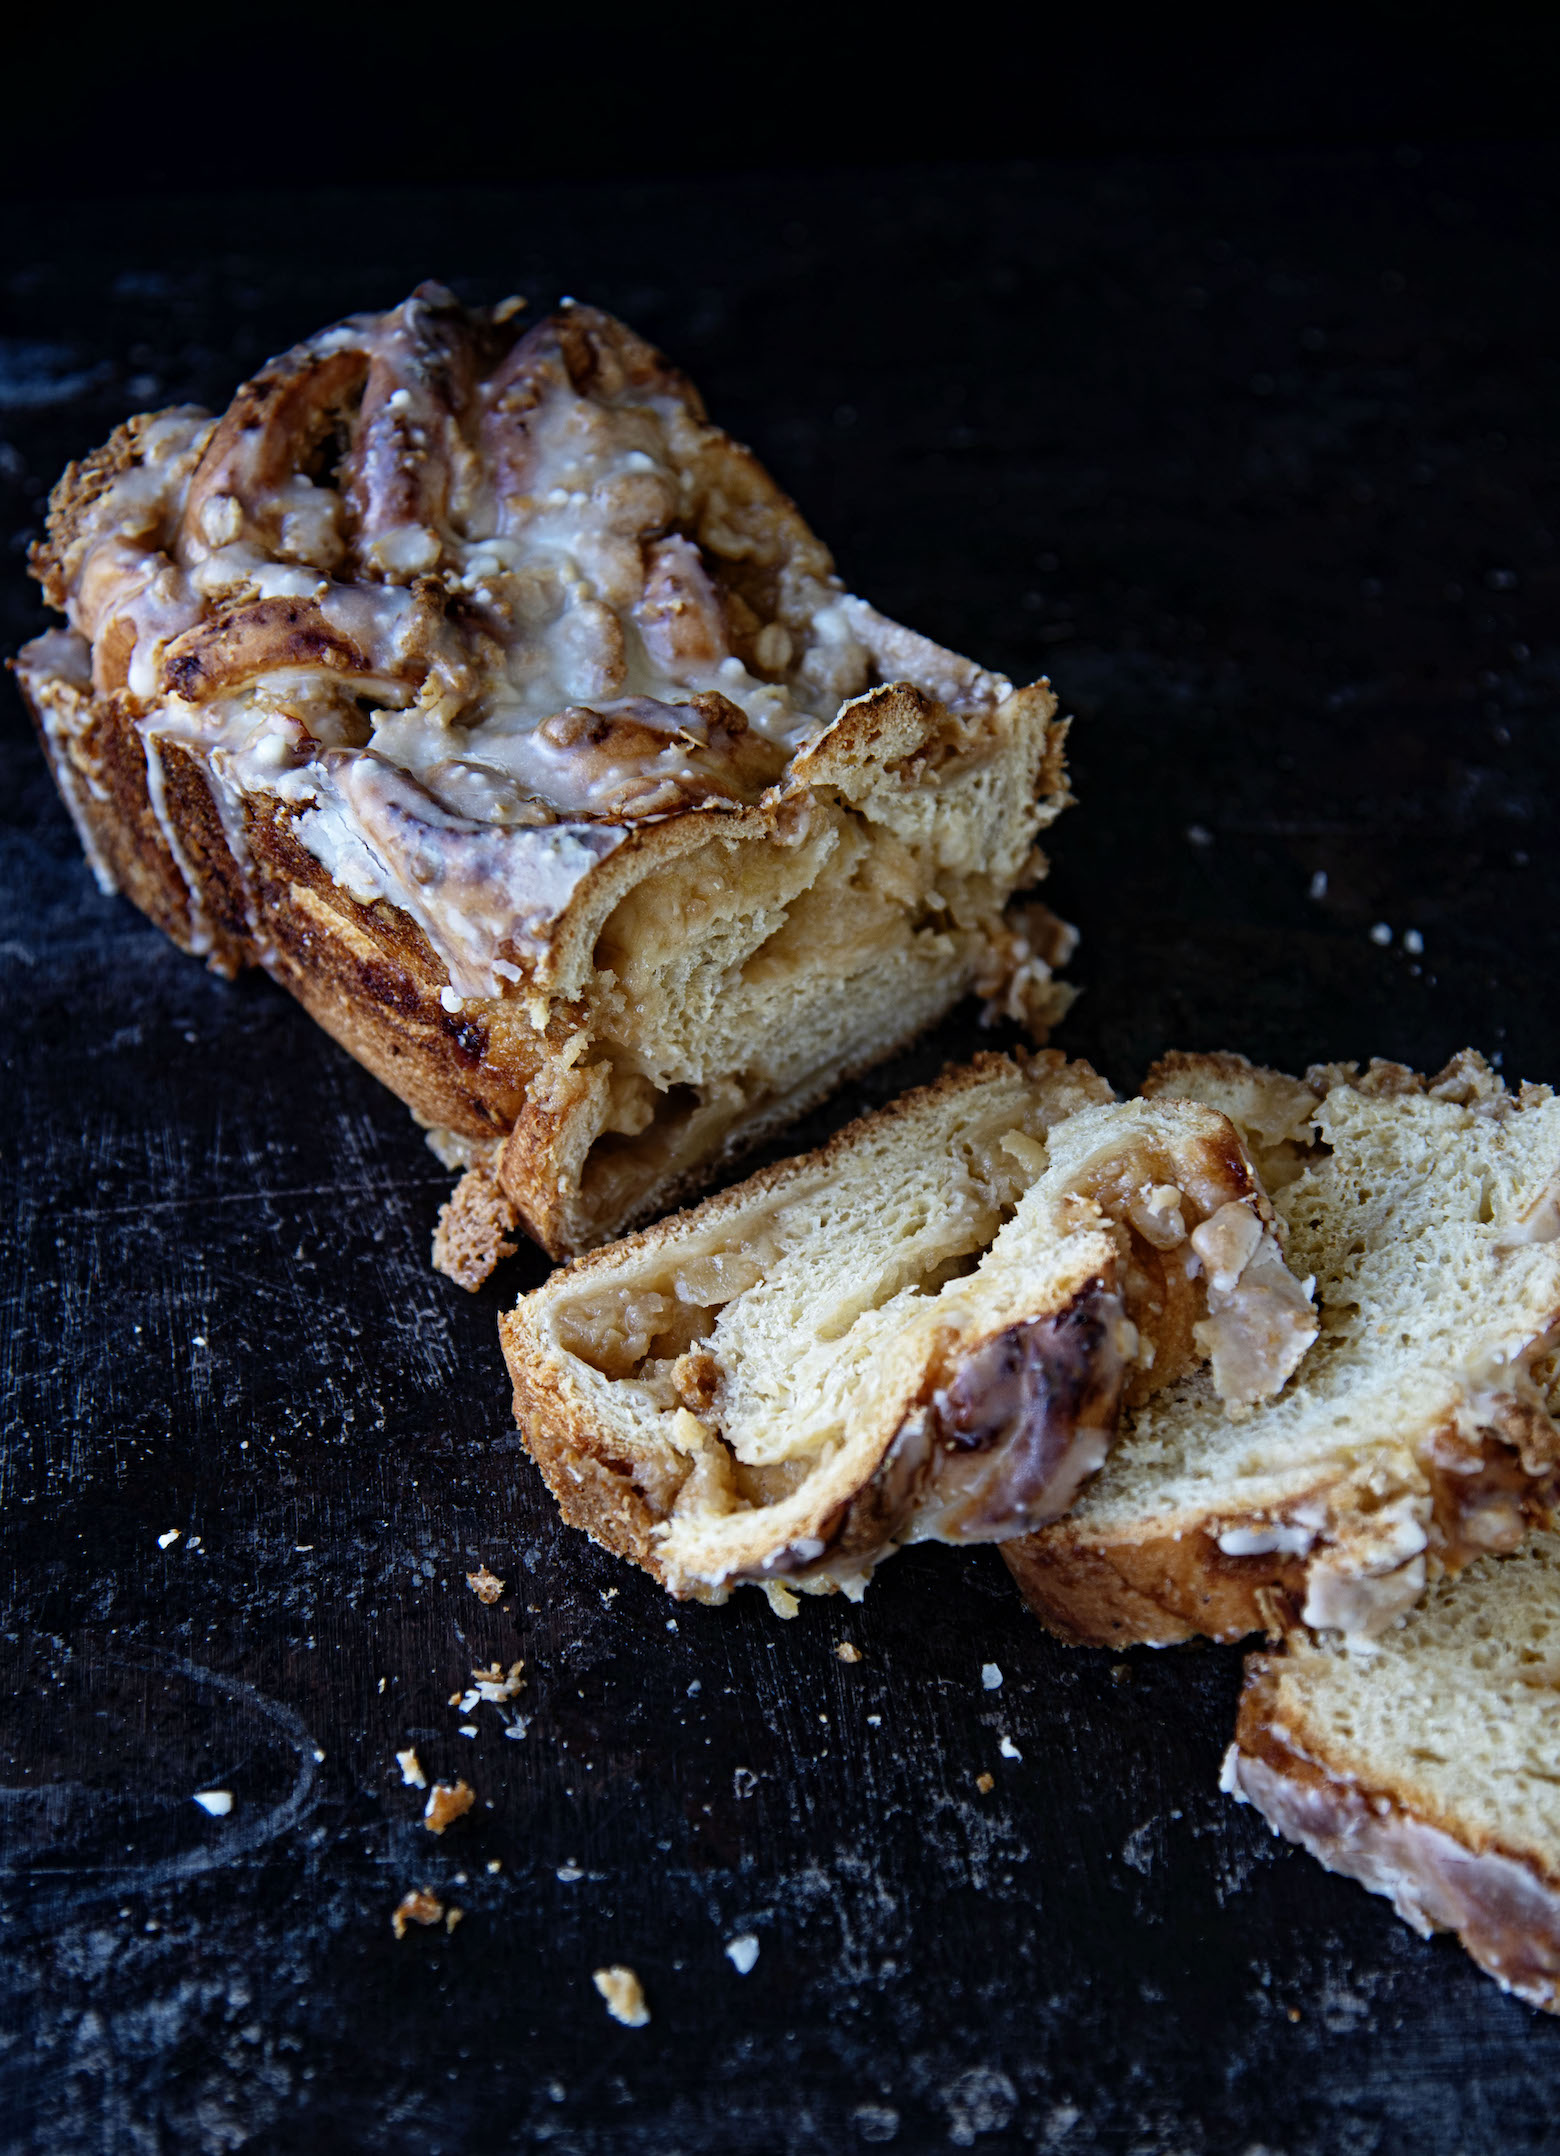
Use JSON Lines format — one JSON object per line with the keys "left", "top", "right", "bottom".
{"left": 1227, "top": 1531, "right": 1560, "bottom": 2010}
{"left": 17, "top": 287, "right": 1072, "bottom": 1263}
{"left": 500, "top": 1051, "right": 1311, "bottom": 1602}
{"left": 1006, "top": 1050, "right": 1560, "bottom": 1648}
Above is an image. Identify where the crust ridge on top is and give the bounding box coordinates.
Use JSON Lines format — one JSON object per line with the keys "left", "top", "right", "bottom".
{"left": 17, "top": 284, "right": 1072, "bottom": 1260}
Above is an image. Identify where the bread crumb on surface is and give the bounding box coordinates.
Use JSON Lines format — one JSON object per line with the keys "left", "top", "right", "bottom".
{"left": 391, "top": 1888, "right": 444, "bottom": 1939}
{"left": 467, "top": 1563, "right": 505, "bottom": 1604}
{"left": 976, "top": 1772, "right": 995, "bottom": 1794}
{"left": 764, "top": 1583, "right": 800, "bottom": 1620}
{"left": 192, "top": 1790, "right": 232, "bottom": 1816}
{"left": 835, "top": 1642, "right": 862, "bottom": 1663}
{"left": 445, "top": 1907, "right": 465, "bottom": 1934}
{"left": 472, "top": 1659, "right": 526, "bottom": 1702}
{"left": 725, "top": 1934, "right": 760, "bottom": 1974}
{"left": 981, "top": 1663, "right": 1003, "bottom": 1690}
{"left": 423, "top": 1779, "right": 476, "bottom": 1835}
{"left": 593, "top": 1965, "right": 650, "bottom": 2026}
{"left": 396, "top": 1748, "right": 427, "bottom": 1789}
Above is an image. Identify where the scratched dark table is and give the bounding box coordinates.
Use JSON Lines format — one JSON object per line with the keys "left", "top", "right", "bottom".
{"left": 4, "top": 148, "right": 1560, "bottom": 2154}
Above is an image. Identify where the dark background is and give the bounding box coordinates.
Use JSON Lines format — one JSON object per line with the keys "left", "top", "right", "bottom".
{"left": 5, "top": 13, "right": 1560, "bottom": 2153}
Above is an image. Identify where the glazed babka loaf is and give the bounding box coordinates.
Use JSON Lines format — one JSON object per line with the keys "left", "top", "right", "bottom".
{"left": 17, "top": 284, "right": 1071, "bottom": 1265}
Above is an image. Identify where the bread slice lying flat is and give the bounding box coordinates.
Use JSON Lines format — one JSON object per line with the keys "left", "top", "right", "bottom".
{"left": 1004, "top": 1050, "right": 1560, "bottom": 1648}
{"left": 16, "top": 285, "right": 1070, "bottom": 1265}
{"left": 498, "top": 1052, "right": 1316, "bottom": 1605}
{"left": 1224, "top": 1533, "right": 1560, "bottom": 2012}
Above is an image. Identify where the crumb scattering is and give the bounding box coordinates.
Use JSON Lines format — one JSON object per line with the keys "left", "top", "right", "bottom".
{"left": 472, "top": 1659, "right": 526, "bottom": 1703}
{"left": 391, "top": 1888, "right": 444, "bottom": 1939}
{"left": 976, "top": 1772, "right": 995, "bottom": 1794}
{"left": 593, "top": 1965, "right": 650, "bottom": 2026}
{"left": 423, "top": 1779, "right": 476, "bottom": 1835}
{"left": 467, "top": 1563, "right": 505, "bottom": 1604}
{"left": 396, "top": 1747, "right": 427, "bottom": 1789}
{"left": 836, "top": 1642, "right": 862, "bottom": 1663}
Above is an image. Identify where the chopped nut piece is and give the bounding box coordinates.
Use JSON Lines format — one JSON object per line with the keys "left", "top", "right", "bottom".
{"left": 423, "top": 1779, "right": 476, "bottom": 1835}
{"left": 593, "top": 1965, "right": 650, "bottom": 2026}
{"left": 467, "top": 1563, "right": 505, "bottom": 1604}
{"left": 835, "top": 1642, "right": 862, "bottom": 1664}
{"left": 396, "top": 1748, "right": 427, "bottom": 1789}
{"left": 392, "top": 1888, "right": 444, "bottom": 1938}
{"left": 976, "top": 1772, "right": 995, "bottom": 1794}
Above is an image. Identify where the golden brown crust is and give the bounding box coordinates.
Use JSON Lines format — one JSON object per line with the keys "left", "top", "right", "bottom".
{"left": 504, "top": 1341, "right": 674, "bottom": 1580}
{"left": 1003, "top": 1519, "right": 1311, "bottom": 1645}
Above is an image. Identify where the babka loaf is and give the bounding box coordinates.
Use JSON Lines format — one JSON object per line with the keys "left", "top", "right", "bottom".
{"left": 16, "top": 284, "right": 1071, "bottom": 1266}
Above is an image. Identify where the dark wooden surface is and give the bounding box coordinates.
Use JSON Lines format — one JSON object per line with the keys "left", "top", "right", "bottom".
{"left": 4, "top": 149, "right": 1560, "bottom": 2153}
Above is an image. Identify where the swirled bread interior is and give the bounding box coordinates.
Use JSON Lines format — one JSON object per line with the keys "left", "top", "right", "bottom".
{"left": 1005, "top": 1050, "right": 1560, "bottom": 1648}
{"left": 499, "top": 1053, "right": 1315, "bottom": 1604}
{"left": 1225, "top": 1533, "right": 1560, "bottom": 2012}
{"left": 17, "top": 285, "right": 1070, "bottom": 1260}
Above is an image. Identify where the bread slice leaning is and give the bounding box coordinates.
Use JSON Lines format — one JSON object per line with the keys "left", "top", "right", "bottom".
{"left": 16, "top": 285, "right": 1071, "bottom": 1267}
{"left": 1224, "top": 1532, "right": 1560, "bottom": 2012}
{"left": 1004, "top": 1050, "right": 1560, "bottom": 1649}
{"left": 498, "top": 1052, "right": 1316, "bottom": 1605}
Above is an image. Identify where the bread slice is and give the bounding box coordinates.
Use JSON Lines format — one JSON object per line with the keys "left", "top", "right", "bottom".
{"left": 1004, "top": 1050, "right": 1560, "bottom": 1648}
{"left": 15, "top": 284, "right": 1071, "bottom": 1266}
{"left": 1224, "top": 1533, "right": 1560, "bottom": 2012}
{"left": 498, "top": 1052, "right": 1316, "bottom": 1605}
